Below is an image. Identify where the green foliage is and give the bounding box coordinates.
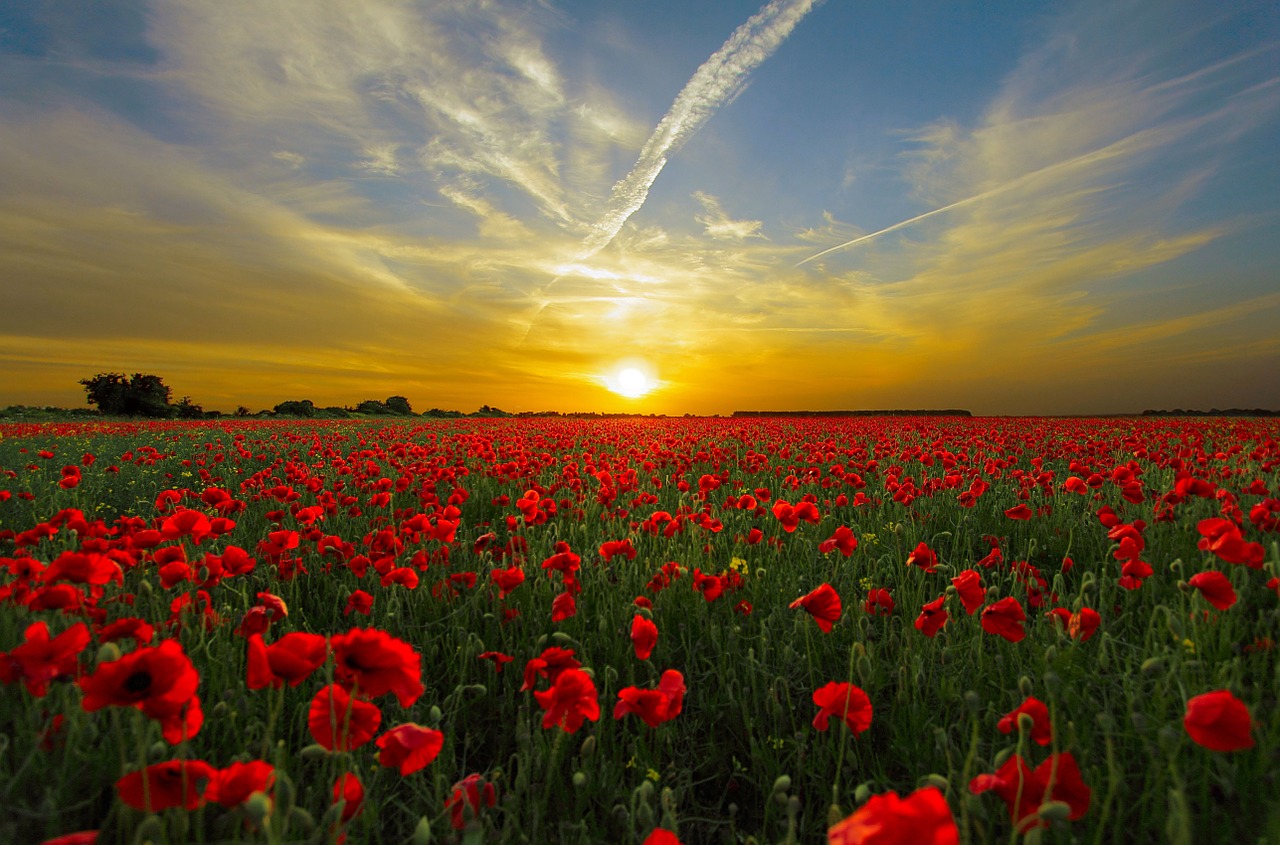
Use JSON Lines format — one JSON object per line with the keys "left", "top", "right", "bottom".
{"left": 272, "top": 399, "right": 316, "bottom": 417}
{"left": 386, "top": 395, "right": 414, "bottom": 415}
{"left": 78, "top": 372, "right": 173, "bottom": 417}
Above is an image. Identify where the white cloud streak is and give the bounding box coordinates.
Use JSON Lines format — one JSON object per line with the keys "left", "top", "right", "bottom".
{"left": 579, "top": 0, "right": 820, "bottom": 258}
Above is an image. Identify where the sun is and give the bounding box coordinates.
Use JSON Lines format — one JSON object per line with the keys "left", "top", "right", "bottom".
{"left": 609, "top": 366, "right": 652, "bottom": 398}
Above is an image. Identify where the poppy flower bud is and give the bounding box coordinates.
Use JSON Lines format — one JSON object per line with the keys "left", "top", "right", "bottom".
{"left": 922, "top": 773, "right": 949, "bottom": 791}
{"left": 301, "top": 743, "right": 330, "bottom": 761}
{"left": 854, "top": 782, "right": 871, "bottom": 804}
{"left": 94, "top": 641, "right": 122, "bottom": 664}
{"left": 429, "top": 706, "right": 442, "bottom": 725}
{"left": 964, "top": 690, "right": 982, "bottom": 714}
{"left": 827, "top": 803, "right": 844, "bottom": 827}
{"left": 636, "top": 780, "right": 655, "bottom": 804}
{"left": 572, "top": 771, "right": 587, "bottom": 788}
{"left": 552, "top": 632, "right": 577, "bottom": 646}
{"left": 411, "top": 816, "right": 432, "bottom": 845}
{"left": 1038, "top": 800, "right": 1072, "bottom": 822}
{"left": 245, "top": 792, "right": 273, "bottom": 825}
{"left": 580, "top": 736, "right": 596, "bottom": 758}
{"left": 148, "top": 740, "right": 168, "bottom": 762}
{"left": 771, "top": 775, "right": 791, "bottom": 796}
{"left": 1141, "top": 657, "right": 1164, "bottom": 675}
{"left": 1018, "top": 676, "right": 1033, "bottom": 697}
{"left": 1043, "top": 670, "right": 1061, "bottom": 695}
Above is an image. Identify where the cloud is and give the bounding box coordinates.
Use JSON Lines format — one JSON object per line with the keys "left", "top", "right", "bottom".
{"left": 579, "top": 0, "right": 820, "bottom": 256}
{"left": 693, "top": 192, "right": 765, "bottom": 241}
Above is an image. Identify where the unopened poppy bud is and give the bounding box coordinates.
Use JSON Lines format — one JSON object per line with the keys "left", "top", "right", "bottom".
{"left": 429, "top": 705, "right": 442, "bottom": 725}
{"left": 134, "top": 815, "right": 165, "bottom": 842}
{"left": 771, "top": 775, "right": 791, "bottom": 795}
{"left": 826, "top": 803, "right": 844, "bottom": 827}
{"left": 1168, "top": 559, "right": 1183, "bottom": 574}
{"left": 139, "top": 579, "right": 153, "bottom": 596}
{"left": 572, "top": 771, "right": 587, "bottom": 788}
{"left": 212, "top": 700, "right": 229, "bottom": 718}
{"left": 1043, "top": 670, "right": 1061, "bottom": 694}
{"left": 661, "top": 787, "right": 675, "bottom": 812}
{"left": 636, "top": 780, "right": 655, "bottom": 804}
{"left": 300, "top": 743, "right": 330, "bottom": 760}
{"left": 921, "top": 773, "right": 952, "bottom": 793}
{"left": 580, "top": 736, "right": 596, "bottom": 758}
{"left": 854, "top": 782, "right": 872, "bottom": 804}
{"left": 856, "top": 655, "right": 873, "bottom": 685}
{"left": 245, "top": 792, "right": 273, "bottom": 825}
{"left": 552, "top": 632, "right": 577, "bottom": 646}
{"left": 963, "top": 690, "right": 982, "bottom": 714}
{"left": 1140, "top": 657, "right": 1164, "bottom": 675}
{"left": 95, "top": 642, "right": 121, "bottom": 664}
{"left": 288, "top": 807, "right": 315, "bottom": 832}
{"left": 1037, "top": 800, "right": 1072, "bottom": 822}
{"left": 412, "top": 815, "right": 433, "bottom": 845}
{"left": 464, "top": 684, "right": 488, "bottom": 696}
{"left": 1017, "top": 712, "right": 1035, "bottom": 734}
{"left": 1018, "top": 675, "right": 1033, "bottom": 696}
{"left": 148, "top": 740, "right": 168, "bottom": 762}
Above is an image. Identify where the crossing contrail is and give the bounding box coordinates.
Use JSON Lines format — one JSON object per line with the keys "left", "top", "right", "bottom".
{"left": 579, "top": 0, "right": 821, "bottom": 258}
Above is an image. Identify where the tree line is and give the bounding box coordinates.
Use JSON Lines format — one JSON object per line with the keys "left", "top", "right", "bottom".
{"left": 69, "top": 373, "right": 511, "bottom": 419}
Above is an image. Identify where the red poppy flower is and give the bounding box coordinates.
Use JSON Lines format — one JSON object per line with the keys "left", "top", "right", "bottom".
{"left": 631, "top": 614, "right": 658, "bottom": 660}
{"left": 600, "top": 539, "right": 638, "bottom": 562}
{"left": 533, "top": 667, "right": 599, "bottom": 732}
{"left": 521, "top": 646, "right": 581, "bottom": 692}
{"left": 1188, "top": 570, "right": 1236, "bottom": 610}
{"left": 247, "top": 632, "right": 328, "bottom": 689}
{"left": 116, "top": 759, "right": 215, "bottom": 812}
{"left": 863, "top": 588, "right": 894, "bottom": 616}
{"left": 37, "top": 832, "right": 99, "bottom": 845}
{"left": 614, "top": 670, "right": 685, "bottom": 727}
{"left": 819, "top": 526, "right": 858, "bottom": 557}
{"left": 1196, "top": 518, "right": 1265, "bottom": 568}
{"left": 981, "top": 597, "right": 1026, "bottom": 643}
{"left": 790, "top": 583, "right": 842, "bottom": 633}
{"left": 642, "top": 830, "right": 683, "bottom": 845}
{"left": 446, "top": 774, "right": 496, "bottom": 829}
{"left": 827, "top": 785, "right": 959, "bottom": 845}
{"left": 490, "top": 565, "right": 526, "bottom": 598}
{"left": 42, "top": 551, "right": 122, "bottom": 587}
{"left": 330, "top": 627, "right": 424, "bottom": 706}
{"left": 997, "top": 696, "right": 1052, "bottom": 745}
{"left": 205, "top": 760, "right": 274, "bottom": 807}
{"left": 950, "top": 570, "right": 985, "bottom": 615}
{"left": 969, "top": 752, "right": 1090, "bottom": 830}
{"left": 812, "top": 681, "right": 873, "bottom": 733}
{"left": 915, "top": 595, "right": 949, "bottom": 638}
{"left": 1004, "top": 504, "right": 1033, "bottom": 521}
{"left": 344, "top": 590, "right": 373, "bottom": 617}
{"left": 906, "top": 542, "right": 939, "bottom": 573}
{"left": 160, "top": 509, "right": 213, "bottom": 543}
{"left": 333, "top": 773, "right": 364, "bottom": 823}
{"left": 79, "top": 638, "right": 202, "bottom": 743}
{"left": 543, "top": 588, "right": 574, "bottom": 620}
{"left": 1184, "top": 689, "right": 1254, "bottom": 752}
{"left": 308, "top": 684, "right": 382, "bottom": 751}
{"left": 691, "top": 569, "right": 724, "bottom": 602}
{"left": 478, "top": 651, "right": 513, "bottom": 672}
{"left": 1068, "top": 608, "right": 1100, "bottom": 642}
{"left": 0, "top": 621, "right": 90, "bottom": 697}
{"left": 376, "top": 723, "right": 445, "bottom": 775}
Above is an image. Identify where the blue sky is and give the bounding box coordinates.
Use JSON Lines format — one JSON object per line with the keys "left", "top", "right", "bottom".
{"left": 1, "top": 0, "right": 1277, "bottom": 414}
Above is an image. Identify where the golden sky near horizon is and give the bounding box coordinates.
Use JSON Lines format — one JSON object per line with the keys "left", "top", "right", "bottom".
{"left": 1, "top": 0, "right": 1278, "bottom": 415}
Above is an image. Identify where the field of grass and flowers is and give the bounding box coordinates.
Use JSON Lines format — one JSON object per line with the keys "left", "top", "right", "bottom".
{"left": 1, "top": 415, "right": 1277, "bottom": 845}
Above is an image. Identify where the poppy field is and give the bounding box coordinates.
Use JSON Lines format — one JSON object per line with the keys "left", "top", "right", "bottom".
{"left": 1, "top": 415, "right": 1278, "bottom": 844}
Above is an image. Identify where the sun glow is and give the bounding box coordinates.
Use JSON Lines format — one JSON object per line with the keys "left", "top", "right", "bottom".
{"left": 608, "top": 366, "right": 653, "bottom": 399}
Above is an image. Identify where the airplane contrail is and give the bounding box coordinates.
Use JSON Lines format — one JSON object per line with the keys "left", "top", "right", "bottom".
{"left": 795, "top": 127, "right": 1160, "bottom": 267}
{"left": 579, "top": 0, "right": 821, "bottom": 259}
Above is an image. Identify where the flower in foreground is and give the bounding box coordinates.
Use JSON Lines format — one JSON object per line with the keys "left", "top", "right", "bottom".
{"left": 447, "top": 773, "right": 496, "bottom": 830}
{"left": 969, "top": 752, "right": 1091, "bottom": 831}
{"left": 827, "top": 785, "right": 958, "bottom": 844}
{"left": 614, "top": 670, "right": 686, "bottom": 727}
{"left": 79, "top": 638, "right": 202, "bottom": 743}
{"left": 116, "top": 760, "right": 216, "bottom": 812}
{"left": 642, "top": 829, "right": 684, "bottom": 845}
{"left": 0, "top": 620, "right": 90, "bottom": 697}
{"left": 329, "top": 627, "right": 424, "bottom": 707}
{"left": 376, "top": 723, "right": 445, "bottom": 775}
{"left": 308, "top": 684, "right": 381, "bottom": 751}
{"left": 246, "top": 632, "right": 328, "bottom": 689}
{"left": 791, "top": 583, "right": 842, "bottom": 632}
{"left": 997, "top": 696, "right": 1052, "bottom": 746}
{"left": 1187, "top": 570, "right": 1237, "bottom": 610}
{"left": 1183, "top": 689, "right": 1254, "bottom": 752}
{"left": 915, "top": 595, "right": 949, "bottom": 638}
{"left": 533, "top": 667, "right": 599, "bottom": 732}
{"left": 981, "top": 597, "right": 1027, "bottom": 643}
{"left": 631, "top": 614, "right": 658, "bottom": 660}
{"left": 812, "top": 681, "right": 873, "bottom": 733}
{"left": 205, "top": 760, "right": 274, "bottom": 807}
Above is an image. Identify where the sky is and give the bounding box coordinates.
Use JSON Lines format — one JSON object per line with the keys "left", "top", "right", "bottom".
{"left": 1, "top": 0, "right": 1278, "bottom": 416}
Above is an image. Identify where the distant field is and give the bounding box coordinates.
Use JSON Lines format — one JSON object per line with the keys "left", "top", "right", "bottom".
{"left": 1, "top": 416, "right": 1277, "bottom": 844}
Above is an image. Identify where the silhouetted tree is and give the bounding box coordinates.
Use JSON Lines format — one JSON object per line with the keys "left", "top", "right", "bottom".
{"left": 273, "top": 400, "right": 316, "bottom": 417}
{"left": 355, "top": 400, "right": 392, "bottom": 415}
{"left": 173, "top": 396, "right": 204, "bottom": 419}
{"left": 80, "top": 373, "right": 173, "bottom": 417}
{"left": 385, "top": 395, "right": 413, "bottom": 415}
